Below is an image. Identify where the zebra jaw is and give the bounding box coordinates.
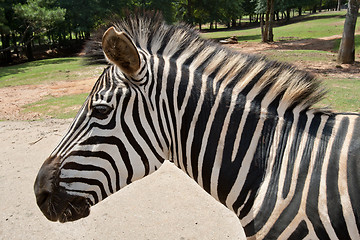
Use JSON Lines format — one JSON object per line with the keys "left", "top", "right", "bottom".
{"left": 34, "top": 157, "right": 92, "bottom": 222}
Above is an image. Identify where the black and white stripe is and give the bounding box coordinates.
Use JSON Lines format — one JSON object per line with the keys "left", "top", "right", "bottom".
{"left": 46, "top": 12, "right": 359, "bottom": 239}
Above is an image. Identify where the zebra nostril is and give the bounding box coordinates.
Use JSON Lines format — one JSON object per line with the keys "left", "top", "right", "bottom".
{"left": 36, "top": 189, "right": 51, "bottom": 207}
{"left": 34, "top": 172, "right": 52, "bottom": 208}
{"left": 34, "top": 158, "right": 58, "bottom": 208}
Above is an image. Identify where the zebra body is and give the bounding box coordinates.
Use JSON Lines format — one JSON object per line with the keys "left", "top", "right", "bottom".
{"left": 34, "top": 12, "right": 360, "bottom": 239}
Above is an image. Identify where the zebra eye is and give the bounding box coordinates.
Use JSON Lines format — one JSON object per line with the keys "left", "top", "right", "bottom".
{"left": 92, "top": 104, "right": 113, "bottom": 118}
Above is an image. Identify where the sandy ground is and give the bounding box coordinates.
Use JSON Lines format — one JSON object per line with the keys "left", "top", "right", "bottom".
{"left": 0, "top": 119, "right": 246, "bottom": 240}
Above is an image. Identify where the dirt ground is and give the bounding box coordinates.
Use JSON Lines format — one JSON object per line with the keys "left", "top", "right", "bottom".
{"left": 0, "top": 37, "right": 359, "bottom": 239}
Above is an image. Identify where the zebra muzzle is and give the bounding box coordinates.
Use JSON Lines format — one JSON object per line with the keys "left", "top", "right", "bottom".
{"left": 34, "top": 156, "right": 91, "bottom": 222}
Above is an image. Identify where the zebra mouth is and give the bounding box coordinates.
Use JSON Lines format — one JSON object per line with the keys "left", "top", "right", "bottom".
{"left": 58, "top": 196, "right": 91, "bottom": 223}
{"left": 37, "top": 190, "right": 91, "bottom": 223}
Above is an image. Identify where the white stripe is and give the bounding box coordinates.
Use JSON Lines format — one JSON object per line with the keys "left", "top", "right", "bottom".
{"left": 60, "top": 169, "right": 112, "bottom": 197}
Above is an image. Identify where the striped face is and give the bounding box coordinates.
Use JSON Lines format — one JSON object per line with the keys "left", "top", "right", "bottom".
{"left": 34, "top": 29, "right": 166, "bottom": 222}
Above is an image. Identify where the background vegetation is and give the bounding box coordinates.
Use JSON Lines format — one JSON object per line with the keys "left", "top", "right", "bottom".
{"left": 0, "top": 1, "right": 358, "bottom": 119}
{"left": 0, "top": 0, "right": 348, "bottom": 65}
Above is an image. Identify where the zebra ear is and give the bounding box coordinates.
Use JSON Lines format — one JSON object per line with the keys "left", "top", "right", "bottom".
{"left": 102, "top": 27, "right": 140, "bottom": 75}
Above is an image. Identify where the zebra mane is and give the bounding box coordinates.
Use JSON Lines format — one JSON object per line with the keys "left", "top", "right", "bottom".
{"left": 86, "top": 11, "right": 326, "bottom": 110}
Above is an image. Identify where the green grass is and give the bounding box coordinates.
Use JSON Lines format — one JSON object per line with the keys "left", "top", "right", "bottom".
{"left": 263, "top": 49, "right": 336, "bottom": 62}
{"left": 0, "top": 57, "right": 104, "bottom": 88}
{"left": 317, "top": 77, "right": 360, "bottom": 112}
{"left": 201, "top": 11, "right": 360, "bottom": 47}
{"left": 333, "top": 34, "right": 360, "bottom": 53}
{"left": 22, "top": 93, "right": 89, "bottom": 119}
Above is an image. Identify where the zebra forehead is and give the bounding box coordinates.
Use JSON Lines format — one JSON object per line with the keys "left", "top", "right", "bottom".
{"left": 86, "top": 11, "right": 326, "bottom": 111}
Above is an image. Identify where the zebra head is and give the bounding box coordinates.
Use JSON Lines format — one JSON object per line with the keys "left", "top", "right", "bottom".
{"left": 34, "top": 27, "right": 167, "bottom": 222}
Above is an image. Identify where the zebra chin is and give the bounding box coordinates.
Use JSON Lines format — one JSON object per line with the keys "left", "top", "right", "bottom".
{"left": 34, "top": 156, "right": 92, "bottom": 223}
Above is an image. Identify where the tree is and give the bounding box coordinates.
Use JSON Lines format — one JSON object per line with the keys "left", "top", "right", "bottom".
{"left": 260, "top": 0, "right": 275, "bottom": 42}
{"left": 14, "top": 0, "right": 65, "bottom": 60}
{"left": 337, "top": 0, "right": 359, "bottom": 64}
{"left": 1, "top": 0, "right": 27, "bottom": 64}
{"left": 242, "top": 0, "right": 256, "bottom": 22}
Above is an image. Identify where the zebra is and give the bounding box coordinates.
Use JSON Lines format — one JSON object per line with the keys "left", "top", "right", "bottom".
{"left": 34, "top": 12, "right": 360, "bottom": 239}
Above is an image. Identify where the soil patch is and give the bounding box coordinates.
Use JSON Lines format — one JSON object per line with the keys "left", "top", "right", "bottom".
{"left": 0, "top": 78, "right": 96, "bottom": 120}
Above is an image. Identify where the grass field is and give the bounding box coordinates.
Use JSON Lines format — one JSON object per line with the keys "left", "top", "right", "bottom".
{"left": 264, "top": 49, "right": 336, "bottom": 62}
{"left": 0, "top": 57, "right": 104, "bottom": 88}
{"left": 0, "top": 57, "right": 105, "bottom": 119}
{"left": 201, "top": 11, "right": 360, "bottom": 53}
{"left": 320, "top": 77, "right": 360, "bottom": 112}
{"left": 22, "top": 93, "right": 89, "bottom": 119}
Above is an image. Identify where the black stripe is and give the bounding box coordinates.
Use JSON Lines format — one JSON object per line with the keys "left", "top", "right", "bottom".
{"left": 288, "top": 220, "right": 309, "bottom": 240}
{"left": 189, "top": 69, "right": 232, "bottom": 181}
{"left": 201, "top": 84, "right": 232, "bottom": 193}
{"left": 180, "top": 62, "right": 219, "bottom": 177}
{"left": 216, "top": 93, "right": 246, "bottom": 204}
{"left": 235, "top": 95, "right": 282, "bottom": 218}
{"left": 137, "top": 87, "right": 164, "bottom": 151}
{"left": 176, "top": 48, "right": 203, "bottom": 108}
{"left": 347, "top": 117, "right": 360, "bottom": 232}
{"left": 120, "top": 90, "right": 152, "bottom": 178}
{"left": 132, "top": 90, "right": 164, "bottom": 162}
{"left": 306, "top": 114, "right": 334, "bottom": 240}
{"left": 165, "top": 58, "right": 180, "bottom": 164}
{"left": 282, "top": 110, "right": 308, "bottom": 198}
{"left": 327, "top": 117, "right": 351, "bottom": 240}
{"left": 156, "top": 27, "right": 176, "bottom": 55}
{"left": 66, "top": 150, "right": 120, "bottom": 191}
{"left": 178, "top": 52, "right": 215, "bottom": 172}
{"left": 162, "top": 100, "right": 174, "bottom": 160}
{"left": 147, "top": 61, "right": 155, "bottom": 111}
{"left": 62, "top": 162, "right": 114, "bottom": 194}
{"left": 60, "top": 177, "right": 108, "bottom": 201}
{"left": 80, "top": 136, "right": 133, "bottom": 185}
{"left": 152, "top": 56, "right": 170, "bottom": 150}
{"left": 64, "top": 189, "right": 98, "bottom": 205}
{"left": 260, "top": 112, "right": 322, "bottom": 239}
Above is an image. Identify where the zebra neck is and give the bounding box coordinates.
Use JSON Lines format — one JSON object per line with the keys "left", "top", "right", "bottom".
{"left": 172, "top": 95, "right": 326, "bottom": 215}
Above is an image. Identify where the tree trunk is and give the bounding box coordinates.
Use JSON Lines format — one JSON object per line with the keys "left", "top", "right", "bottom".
{"left": 186, "top": 0, "right": 193, "bottom": 25}
{"left": 262, "top": 1, "right": 270, "bottom": 42}
{"left": 319, "top": 0, "right": 323, "bottom": 12}
{"left": 268, "top": 0, "right": 275, "bottom": 42}
{"left": 1, "top": 34, "right": 12, "bottom": 64}
{"left": 24, "top": 31, "right": 35, "bottom": 61}
{"left": 313, "top": 5, "right": 317, "bottom": 13}
{"left": 286, "top": 8, "right": 291, "bottom": 22}
{"left": 337, "top": 0, "right": 359, "bottom": 64}
{"left": 260, "top": 14, "right": 264, "bottom": 36}
{"left": 262, "top": 0, "right": 275, "bottom": 42}
{"left": 337, "top": 0, "right": 342, "bottom": 10}
{"left": 231, "top": 18, "right": 236, "bottom": 28}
